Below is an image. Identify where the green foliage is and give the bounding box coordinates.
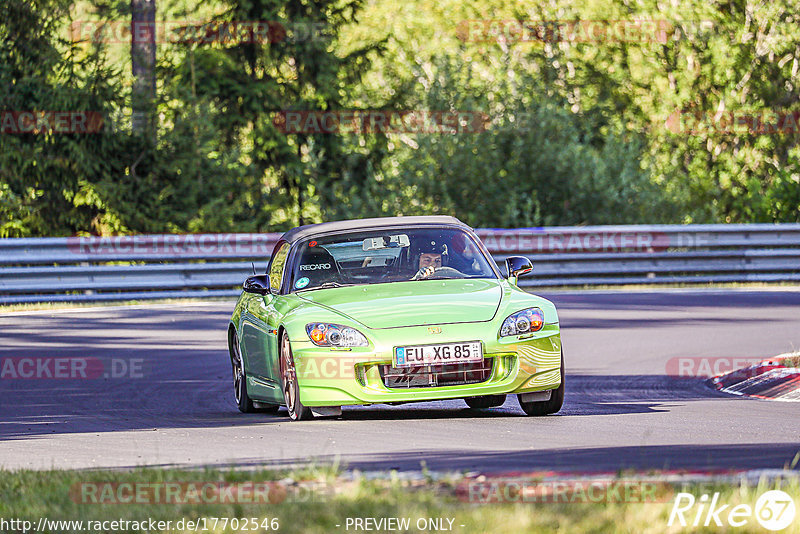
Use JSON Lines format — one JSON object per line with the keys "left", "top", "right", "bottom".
{"left": 1, "top": 0, "right": 799, "bottom": 237}
{"left": 386, "top": 52, "right": 674, "bottom": 227}
{"left": 158, "top": 0, "right": 391, "bottom": 229}
{"left": 0, "top": 0, "right": 130, "bottom": 236}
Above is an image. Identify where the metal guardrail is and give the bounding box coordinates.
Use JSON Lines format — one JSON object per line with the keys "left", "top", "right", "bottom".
{"left": 1, "top": 224, "right": 800, "bottom": 304}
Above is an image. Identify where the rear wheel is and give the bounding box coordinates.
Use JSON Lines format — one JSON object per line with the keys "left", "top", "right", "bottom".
{"left": 518, "top": 353, "right": 564, "bottom": 416}
{"left": 281, "top": 332, "right": 313, "bottom": 421}
{"left": 230, "top": 332, "right": 255, "bottom": 413}
{"left": 464, "top": 395, "right": 506, "bottom": 409}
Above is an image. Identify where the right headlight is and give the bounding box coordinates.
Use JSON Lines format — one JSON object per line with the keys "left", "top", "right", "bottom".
{"left": 306, "top": 323, "right": 368, "bottom": 347}
{"left": 499, "top": 307, "right": 545, "bottom": 337}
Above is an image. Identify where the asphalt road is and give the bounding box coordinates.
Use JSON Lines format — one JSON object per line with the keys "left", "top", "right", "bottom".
{"left": 1, "top": 290, "right": 799, "bottom": 473}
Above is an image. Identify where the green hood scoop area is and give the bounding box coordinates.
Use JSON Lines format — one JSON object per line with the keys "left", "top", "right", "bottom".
{"left": 297, "top": 279, "right": 503, "bottom": 329}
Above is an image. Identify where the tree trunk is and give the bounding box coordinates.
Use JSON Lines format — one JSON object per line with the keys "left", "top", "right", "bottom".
{"left": 131, "top": 0, "right": 156, "bottom": 136}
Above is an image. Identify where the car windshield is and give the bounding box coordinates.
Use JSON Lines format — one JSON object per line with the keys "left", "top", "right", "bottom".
{"left": 288, "top": 227, "right": 497, "bottom": 292}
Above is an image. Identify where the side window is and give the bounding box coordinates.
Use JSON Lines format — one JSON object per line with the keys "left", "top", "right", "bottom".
{"left": 268, "top": 243, "right": 290, "bottom": 291}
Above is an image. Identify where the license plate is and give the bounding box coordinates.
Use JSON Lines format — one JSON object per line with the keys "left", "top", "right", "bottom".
{"left": 394, "top": 341, "right": 483, "bottom": 367}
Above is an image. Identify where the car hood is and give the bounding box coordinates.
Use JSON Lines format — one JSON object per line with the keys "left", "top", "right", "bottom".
{"left": 296, "top": 279, "right": 503, "bottom": 329}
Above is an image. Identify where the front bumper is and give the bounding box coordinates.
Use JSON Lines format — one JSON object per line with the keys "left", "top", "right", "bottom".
{"left": 291, "top": 323, "right": 562, "bottom": 407}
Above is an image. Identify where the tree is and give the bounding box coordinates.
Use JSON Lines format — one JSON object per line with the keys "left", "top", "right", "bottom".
{"left": 168, "top": 0, "right": 386, "bottom": 228}
{"left": 0, "top": 0, "right": 129, "bottom": 236}
{"left": 131, "top": 0, "right": 156, "bottom": 135}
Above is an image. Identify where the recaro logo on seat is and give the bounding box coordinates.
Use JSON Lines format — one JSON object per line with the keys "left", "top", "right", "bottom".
{"left": 299, "top": 263, "right": 331, "bottom": 271}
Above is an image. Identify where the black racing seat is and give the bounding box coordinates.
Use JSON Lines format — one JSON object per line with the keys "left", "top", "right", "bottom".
{"left": 297, "top": 247, "right": 340, "bottom": 287}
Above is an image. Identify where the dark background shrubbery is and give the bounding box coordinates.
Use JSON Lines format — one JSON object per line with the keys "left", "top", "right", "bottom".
{"left": 2, "top": 0, "right": 798, "bottom": 236}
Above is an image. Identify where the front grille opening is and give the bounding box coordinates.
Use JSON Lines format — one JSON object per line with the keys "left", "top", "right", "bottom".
{"left": 380, "top": 358, "right": 494, "bottom": 389}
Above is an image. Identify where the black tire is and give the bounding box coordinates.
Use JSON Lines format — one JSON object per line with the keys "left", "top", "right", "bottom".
{"left": 464, "top": 394, "right": 507, "bottom": 409}
{"left": 230, "top": 330, "right": 256, "bottom": 413}
{"left": 280, "top": 332, "right": 313, "bottom": 421}
{"left": 518, "top": 352, "right": 564, "bottom": 416}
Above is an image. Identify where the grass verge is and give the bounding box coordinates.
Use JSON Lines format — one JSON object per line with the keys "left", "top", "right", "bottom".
{"left": 0, "top": 467, "right": 798, "bottom": 533}
{"left": 781, "top": 353, "right": 800, "bottom": 368}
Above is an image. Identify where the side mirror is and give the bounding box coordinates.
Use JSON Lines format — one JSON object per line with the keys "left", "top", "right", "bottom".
{"left": 505, "top": 256, "right": 533, "bottom": 278}
{"left": 243, "top": 275, "right": 271, "bottom": 295}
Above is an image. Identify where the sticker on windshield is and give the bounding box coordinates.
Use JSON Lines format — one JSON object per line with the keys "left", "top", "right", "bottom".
{"left": 295, "top": 277, "right": 310, "bottom": 289}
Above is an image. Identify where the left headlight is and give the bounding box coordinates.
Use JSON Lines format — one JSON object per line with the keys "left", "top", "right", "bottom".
{"left": 499, "top": 307, "right": 545, "bottom": 337}
{"left": 306, "top": 323, "right": 369, "bottom": 347}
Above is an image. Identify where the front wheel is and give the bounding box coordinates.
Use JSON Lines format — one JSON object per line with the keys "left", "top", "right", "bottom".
{"left": 518, "top": 352, "right": 564, "bottom": 416}
{"left": 280, "top": 332, "right": 313, "bottom": 421}
{"left": 231, "top": 332, "right": 255, "bottom": 413}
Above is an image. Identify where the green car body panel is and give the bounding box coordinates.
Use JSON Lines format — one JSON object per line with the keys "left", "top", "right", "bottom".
{"left": 227, "top": 217, "right": 562, "bottom": 410}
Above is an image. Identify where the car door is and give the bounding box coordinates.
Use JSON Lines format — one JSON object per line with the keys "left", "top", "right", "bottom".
{"left": 240, "top": 242, "right": 290, "bottom": 398}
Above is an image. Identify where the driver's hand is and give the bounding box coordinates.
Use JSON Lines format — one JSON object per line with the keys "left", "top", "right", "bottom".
{"left": 411, "top": 266, "right": 436, "bottom": 280}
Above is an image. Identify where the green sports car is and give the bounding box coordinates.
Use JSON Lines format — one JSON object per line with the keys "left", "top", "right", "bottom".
{"left": 227, "top": 216, "right": 564, "bottom": 420}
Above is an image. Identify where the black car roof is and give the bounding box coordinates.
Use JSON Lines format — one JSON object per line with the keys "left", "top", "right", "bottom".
{"left": 280, "top": 216, "right": 471, "bottom": 243}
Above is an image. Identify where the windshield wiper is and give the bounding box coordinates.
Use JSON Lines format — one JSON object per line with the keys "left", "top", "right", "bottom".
{"left": 318, "top": 281, "right": 347, "bottom": 289}
{"left": 295, "top": 281, "right": 356, "bottom": 292}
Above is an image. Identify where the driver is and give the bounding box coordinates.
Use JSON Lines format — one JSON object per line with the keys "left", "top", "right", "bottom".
{"left": 412, "top": 252, "right": 442, "bottom": 280}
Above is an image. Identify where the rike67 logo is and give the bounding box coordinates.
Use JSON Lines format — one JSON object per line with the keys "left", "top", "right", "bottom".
{"left": 669, "top": 490, "right": 796, "bottom": 531}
